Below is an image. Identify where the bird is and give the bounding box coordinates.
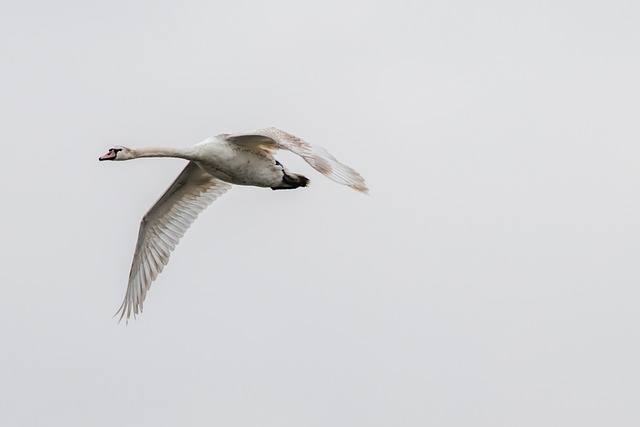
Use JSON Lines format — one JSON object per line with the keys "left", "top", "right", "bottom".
{"left": 99, "top": 127, "right": 368, "bottom": 321}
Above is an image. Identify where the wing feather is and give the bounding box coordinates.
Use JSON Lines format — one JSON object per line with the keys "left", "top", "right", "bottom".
{"left": 116, "top": 162, "right": 232, "bottom": 322}
{"left": 226, "top": 127, "right": 368, "bottom": 193}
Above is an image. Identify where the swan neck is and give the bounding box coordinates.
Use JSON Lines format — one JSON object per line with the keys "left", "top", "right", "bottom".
{"left": 131, "top": 147, "right": 194, "bottom": 160}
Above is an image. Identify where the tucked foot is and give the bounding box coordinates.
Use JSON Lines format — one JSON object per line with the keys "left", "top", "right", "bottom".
{"left": 271, "top": 161, "right": 310, "bottom": 190}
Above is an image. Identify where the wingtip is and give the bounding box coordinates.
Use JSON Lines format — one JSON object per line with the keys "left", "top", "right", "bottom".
{"left": 357, "top": 186, "right": 370, "bottom": 194}
{"left": 348, "top": 177, "right": 369, "bottom": 194}
{"left": 113, "top": 307, "right": 128, "bottom": 325}
{"left": 113, "top": 298, "right": 139, "bottom": 325}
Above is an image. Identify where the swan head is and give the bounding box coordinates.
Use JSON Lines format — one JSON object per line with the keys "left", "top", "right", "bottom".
{"left": 99, "top": 146, "right": 134, "bottom": 161}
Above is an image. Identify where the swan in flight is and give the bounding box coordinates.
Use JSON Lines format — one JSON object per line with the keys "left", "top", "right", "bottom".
{"left": 99, "top": 127, "right": 368, "bottom": 321}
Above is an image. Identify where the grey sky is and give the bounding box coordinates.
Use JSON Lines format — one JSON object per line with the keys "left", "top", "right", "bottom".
{"left": 1, "top": 0, "right": 639, "bottom": 425}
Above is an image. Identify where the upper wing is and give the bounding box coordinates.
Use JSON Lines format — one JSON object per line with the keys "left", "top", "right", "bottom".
{"left": 116, "top": 162, "right": 232, "bottom": 322}
{"left": 226, "top": 127, "right": 368, "bottom": 193}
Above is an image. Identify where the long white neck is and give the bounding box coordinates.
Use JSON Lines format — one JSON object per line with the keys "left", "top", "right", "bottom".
{"left": 129, "top": 146, "right": 196, "bottom": 160}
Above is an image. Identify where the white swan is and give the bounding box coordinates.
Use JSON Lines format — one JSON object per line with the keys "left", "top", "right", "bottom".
{"left": 99, "top": 127, "right": 368, "bottom": 321}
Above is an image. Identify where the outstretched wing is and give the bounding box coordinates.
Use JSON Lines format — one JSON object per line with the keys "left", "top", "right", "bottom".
{"left": 226, "top": 127, "right": 368, "bottom": 193}
{"left": 117, "top": 162, "right": 232, "bottom": 322}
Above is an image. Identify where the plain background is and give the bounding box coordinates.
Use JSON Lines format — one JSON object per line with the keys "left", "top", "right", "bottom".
{"left": 1, "top": 0, "right": 639, "bottom": 425}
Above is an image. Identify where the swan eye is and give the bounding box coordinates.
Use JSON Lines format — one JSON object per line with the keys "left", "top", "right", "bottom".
{"left": 112, "top": 148, "right": 122, "bottom": 153}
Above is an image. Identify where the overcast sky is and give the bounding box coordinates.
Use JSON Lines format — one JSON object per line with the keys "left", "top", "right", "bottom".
{"left": 1, "top": 0, "right": 639, "bottom": 426}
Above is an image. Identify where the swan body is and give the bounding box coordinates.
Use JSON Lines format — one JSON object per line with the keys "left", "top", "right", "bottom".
{"left": 192, "top": 136, "right": 287, "bottom": 187}
{"left": 99, "top": 128, "right": 368, "bottom": 321}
